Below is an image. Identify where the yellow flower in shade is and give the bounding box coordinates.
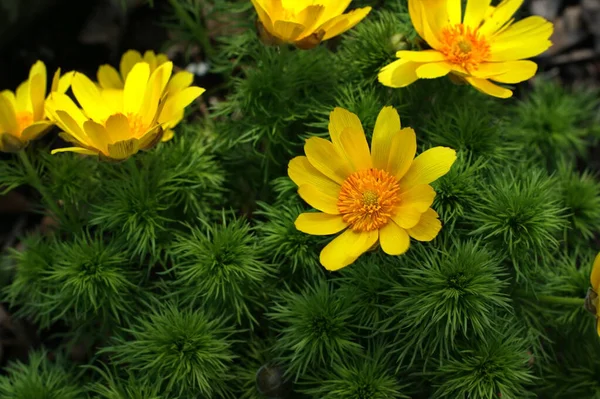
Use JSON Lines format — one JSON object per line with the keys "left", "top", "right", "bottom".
{"left": 95, "top": 50, "right": 204, "bottom": 142}
{"left": 0, "top": 61, "right": 74, "bottom": 152}
{"left": 46, "top": 61, "right": 204, "bottom": 161}
{"left": 251, "top": 0, "right": 372, "bottom": 49}
{"left": 588, "top": 253, "right": 600, "bottom": 335}
{"left": 378, "top": 0, "right": 554, "bottom": 98}
{"left": 288, "top": 106, "right": 457, "bottom": 271}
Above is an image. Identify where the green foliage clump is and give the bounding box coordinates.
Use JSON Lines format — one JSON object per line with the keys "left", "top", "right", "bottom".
{"left": 269, "top": 280, "right": 362, "bottom": 380}
{"left": 170, "top": 216, "right": 273, "bottom": 326}
{"left": 104, "top": 303, "right": 236, "bottom": 398}
{"left": 0, "top": 351, "right": 85, "bottom": 399}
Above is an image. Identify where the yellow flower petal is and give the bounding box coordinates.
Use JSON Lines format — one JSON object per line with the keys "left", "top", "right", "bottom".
{"left": 319, "top": 228, "right": 378, "bottom": 271}
{"left": 591, "top": 253, "right": 600, "bottom": 290}
{"left": 464, "top": 76, "right": 513, "bottom": 98}
{"left": 396, "top": 50, "right": 445, "bottom": 62}
{"left": 54, "top": 110, "right": 88, "bottom": 145}
{"left": 123, "top": 62, "right": 150, "bottom": 115}
{"left": 388, "top": 127, "right": 417, "bottom": 180}
{"left": 295, "top": 5, "right": 325, "bottom": 37}
{"left": 416, "top": 62, "right": 452, "bottom": 79}
{"left": 28, "top": 61, "right": 47, "bottom": 121}
{"left": 371, "top": 106, "right": 401, "bottom": 170}
{"left": 391, "top": 205, "right": 423, "bottom": 229}
{"left": 251, "top": 0, "right": 275, "bottom": 31}
{"left": 318, "top": 7, "right": 371, "bottom": 41}
{"left": 46, "top": 93, "right": 87, "bottom": 127}
{"left": 141, "top": 61, "right": 173, "bottom": 126}
{"left": 120, "top": 50, "right": 143, "bottom": 81}
{"left": 107, "top": 138, "right": 140, "bottom": 160}
{"left": 0, "top": 93, "right": 19, "bottom": 135}
{"left": 488, "top": 61, "right": 537, "bottom": 83}
{"left": 409, "top": 0, "right": 442, "bottom": 48}
{"left": 143, "top": 50, "right": 159, "bottom": 71}
{"left": 71, "top": 73, "right": 113, "bottom": 122}
{"left": 51, "top": 147, "right": 99, "bottom": 156}
{"left": 16, "top": 81, "right": 31, "bottom": 112}
{"left": 83, "top": 120, "right": 109, "bottom": 154}
{"left": 97, "top": 65, "right": 124, "bottom": 89}
{"left": 21, "top": 121, "right": 52, "bottom": 141}
{"left": 50, "top": 70, "right": 75, "bottom": 94}
{"left": 407, "top": 208, "right": 442, "bottom": 241}
{"left": 1, "top": 90, "right": 16, "bottom": 109}
{"left": 167, "top": 71, "right": 194, "bottom": 93}
{"left": 317, "top": 0, "right": 352, "bottom": 22}
{"left": 328, "top": 107, "right": 364, "bottom": 147}
{"left": 161, "top": 129, "right": 175, "bottom": 142}
{"left": 104, "top": 113, "right": 130, "bottom": 143}
{"left": 273, "top": 20, "right": 305, "bottom": 41}
{"left": 491, "top": 15, "right": 553, "bottom": 43}
{"left": 304, "top": 137, "right": 354, "bottom": 184}
{"left": 464, "top": 0, "right": 492, "bottom": 28}
{"left": 447, "top": 0, "right": 462, "bottom": 25}
{"left": 288, "top": 155, "right": 341, "bottom": 189}
{"left": 399, "top": 184, "right": 436, "bottom": 212}
{"left": 295, "top": 212, "right": 347, "bottom": 235}
{"left": 400, "top": 147, "right": 457, "bottom": 190}
{"left": 338, "top": 127, "right": 372, "bottom": 170}
{"left": 298, "top": 184, "right": 340, "bottom": 214}
{"left": 479, "top": 0, "right": 524, "bottom": 35}
{"left": 159, "top": 86, "right": 204, "bottom": 125}
{"left": 379, "top": 221, "right": 410, "bottom": 256}
{"left": 378, "top": 59, "right": 422, "bottom": 88}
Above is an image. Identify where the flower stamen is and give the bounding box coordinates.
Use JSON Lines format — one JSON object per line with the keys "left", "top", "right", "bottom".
{"left": 440, "top": 24, "right": 490, "bottom": 72}
{"left": 337, "top": 168, "right": 400, "bottom": 232}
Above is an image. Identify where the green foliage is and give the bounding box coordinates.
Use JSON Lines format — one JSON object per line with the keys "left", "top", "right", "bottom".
{"left": 103, "top": 303, "right": 236, "bottom": 398}
{"left": 382, "top": 240, "right": 510, "bottom": 365}
{"left": 170, "top": 216, "right": 273, "bottom": 326}
{"left": 302, "top": 346, "right": 409, "bottom": 399}
{"left": 432, "top": 325, "right": 535, "bottom": 398}
{"left": 0, "top": 351, "right": 85, "bottom": 399}
{"left": 556, "top": 162, "right": 600, "bottom": 242}
{"left": 335, "top": 9, "right": 413, "bottom": 83}
{"left": 87, "top": 366, "right": 163, "bottom": 399}
{"left": 508, "top": 79, "right": 600, "bottom": 169}
{"left": 470, "top": 168, "right": 567, "bottom": 277}
{"left": 269, "top": 280, "right": 362, "bottom": 381}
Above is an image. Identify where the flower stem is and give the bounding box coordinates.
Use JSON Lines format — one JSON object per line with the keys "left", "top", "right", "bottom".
{"left": 531, "top": 294, "right": 585, "bottom": 307}
{"left": 18, "top": 150, "right": 66, "bottom": 225}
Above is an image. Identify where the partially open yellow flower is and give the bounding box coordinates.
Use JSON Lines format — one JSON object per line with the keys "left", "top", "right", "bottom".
{"left": 378, "top": 0, "right": 554, "bottom": 98}
{"left": 589, "top": 253, "right": 600, "bottom": 335}
{"left": 95, "top": 50, "right": 203, "bottom": 142}
{"left": 251, "top": 0, "right": 372, "bottom": 49}
{"left": 0, "top": 61, "right": 73, "bottom": 152}
{"left": 289, "top": 106, "right": 456, "bottom": 271}
{"left": 46, "top": 61, "right": 204, "bottom": 161}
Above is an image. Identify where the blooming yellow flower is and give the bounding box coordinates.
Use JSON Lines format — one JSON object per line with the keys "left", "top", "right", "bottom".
{"left": 0, "top": 61, "right": 73, "bottom": 152}
{"left": 251, "top": 0, "right": 372, "bottom": 49}
{"left": 46, "top": 61, "right": 204, "bottom": 161}
{"left": 588, "top": 253, "right": 600, "bottom": 335}
{"left": 378, "top": 0, "right": 554, "bottom": 98}
{"left": 289, "top": 106, "right": 456, "bottom": 270}
{"left": 95, "top": 50, "right": 203, "bottom": 141}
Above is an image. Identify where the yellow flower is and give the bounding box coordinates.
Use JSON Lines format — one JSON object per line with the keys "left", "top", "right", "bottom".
{"left": 378, "top": 0, "right": 554, "bottom": 98}
{"left": 251, "top": 0, "right": 372, "bottom": 49}
{"left": 0, "top": 61, "right": 74, "bottom": 152}
{"left": 589, "top": 253, "right": 600, "bottom": 335}
{"left": 46, "top": 61, "right": 204, "bottom": 161}
{"left": 288, "top": 106, "right": 456, "bottom": 271}
{"left": 95, "top": 50, "right": 204, "bottom": 141}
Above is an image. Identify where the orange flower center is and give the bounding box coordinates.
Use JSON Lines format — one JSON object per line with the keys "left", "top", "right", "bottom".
{"left": 337, "top": 168, "right": 401, "bottom": 232}
{"left": 126, "top": 113, "right": 147, "bottom": 139}
{"left": 440, "top": 24, "right": 490, "bottom": 72}
{"left": 15, "top": 111, "right": 33, "bottom": 135}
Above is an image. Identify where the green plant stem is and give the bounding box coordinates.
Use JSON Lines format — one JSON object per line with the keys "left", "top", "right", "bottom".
{"left": 168, "top": 0, "right": 214, "bottom": 60}
{"left": 18, "top": 150, "right": 66, "bottom": 225}
{"left": 530, "top": 294, "right": 585, "bottom": 307}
